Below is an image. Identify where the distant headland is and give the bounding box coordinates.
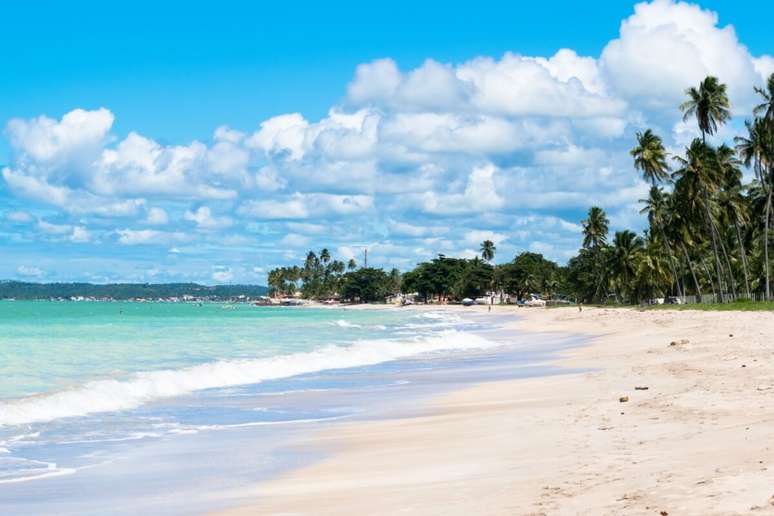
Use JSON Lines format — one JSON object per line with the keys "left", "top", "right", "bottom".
{"left": 0, "top": 281, "right": 269, "bottom": 302}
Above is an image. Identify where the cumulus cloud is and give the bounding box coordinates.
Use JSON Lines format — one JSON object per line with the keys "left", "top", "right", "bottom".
{"left": 145, "top": 207, "right": 169, "bottom": 225}
{"left": 239, "top": 192, "right": 373, "bottom": 220}
{"left": 17, "top": 265, "right": 44, "bottom": 278}
{"left": 70, "top": 226, "right": 91, "bottom": 243}
{"left": 3, "top": 0, "right": 773, "bottom": 279}
{"left": 116, "top": 229, "right": 189, "bottom": 246}
{"left": 212, "top": 267, "right": 234, "bottom": 283}
{"left": 600, "top": 0, "right": 768, "bottom": 112}
{"left": 411, "top": 164, "right": 505, "bottom": 215}
{"left": 5, "top": 107, "right": 113, "bottom": 164}
{"left": 5, "top": 211, "right": 33, "bottom": 223}
{"left": 183, "top": 206, "right": 233, "bottom": 230}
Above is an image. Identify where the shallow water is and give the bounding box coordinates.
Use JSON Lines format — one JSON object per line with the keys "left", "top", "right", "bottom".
{"left": 0, "top": 302, "right": 586, "bottom": 515}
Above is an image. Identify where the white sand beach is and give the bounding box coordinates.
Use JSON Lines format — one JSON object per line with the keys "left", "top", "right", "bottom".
{"left": 216, "top": 306, "right": 774, "bottom": 515}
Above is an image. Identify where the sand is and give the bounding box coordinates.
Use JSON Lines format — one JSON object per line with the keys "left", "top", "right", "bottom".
{"left": 215, "top": 306, "right": 774, "bottom": 515}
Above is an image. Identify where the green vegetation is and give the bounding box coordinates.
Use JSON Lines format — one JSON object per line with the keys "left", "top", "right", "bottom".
{"left": 567, "top": 73, "right": 774, "bottom": 305}
{"left": 274, "top": 74, "right": 774, "bottom": 307}
{"left": 645, "top": 300, "right": 774, "bottom": 312}
{"left": 0, "top": 281, "right": 268, "bottom": 300}
{"left": 270, "top": 247, "right": 562, "bottom": 304}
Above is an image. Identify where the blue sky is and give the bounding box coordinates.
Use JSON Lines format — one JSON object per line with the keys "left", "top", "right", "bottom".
{"left": 2, "top": 0, "right": 774, "bottom": 284}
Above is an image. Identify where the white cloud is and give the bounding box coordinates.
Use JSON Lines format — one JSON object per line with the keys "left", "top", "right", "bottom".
{"left": 183, "top": 206, "right": 232, "bottom": 230}
{"left": 246, "top": 113, "right": 309, "bottom": 160}
{"left": 5, "top": 211, "right": 33, "bottom": 223}
{"left": 286, "top": 222, "right": 327, "bottom": 235}
{"left": 414, "top": 163, "right": 504, "bottom": 215}
{"left": 212, "top": 268, "right": 234, "bottom": 283}
{"left": 347, "top": 58, "right": 402, "bottom": 105}
{"left": 463, "top": 230, "right": 508, "bottom": 246}
{"left": 37, "top": 219, "right": 71, "bottom": 235}
{"left": 145, "top": 207, "right": 169, "bottom": 225}
{"left": 754, "top": 56, "right": 774, "bottom": 82}
{"left": 387, "top": 220, "right": 449, "bottom": 238}
{"left": 17, "top": 265, "right": 44, "bottom": 278}
{"left": 116, "top": 229, "right": 188, "bottom": 245}
{"left": 239, "top": 192, "right": 373, "bottom": 220}
{"left": 600, "top": 0, "right": 769, "bottom": 112}
{"left": 4, "top": 0, "right": 773, "bottom": 276}
{"left": 70, "top": 226, "right": 91, "bottom": 243}
{"left": 280, "top": 233, "right": 311, "bottom": 247}
{"left": 5, "top": 107, "right": 113, "bottom": 164}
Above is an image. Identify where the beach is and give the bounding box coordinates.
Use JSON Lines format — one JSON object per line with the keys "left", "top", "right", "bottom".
{"left": 217, "top": 306, "right": 774, "bottom": 515}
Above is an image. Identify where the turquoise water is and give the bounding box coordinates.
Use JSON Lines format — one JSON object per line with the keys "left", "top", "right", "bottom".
{"left": 0, "top": 301, "right": 587, "bottom": 514}
{"left": 0, "top": 301, "right": 508, "bottom": 489}
{"left": 0, "top": 302, "right": 414, "bottom": 400}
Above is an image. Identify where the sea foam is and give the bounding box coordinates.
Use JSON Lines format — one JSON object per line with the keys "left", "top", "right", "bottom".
{"left": 0, "top": 330, "right": 500, "bottom": 427}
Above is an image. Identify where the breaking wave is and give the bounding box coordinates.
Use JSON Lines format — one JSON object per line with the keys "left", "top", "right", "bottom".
{"left": 0, "top": 330, "right": 500, "bottom": 427}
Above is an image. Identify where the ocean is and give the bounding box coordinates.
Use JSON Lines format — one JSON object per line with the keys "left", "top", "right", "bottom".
{"left": 0, "top": 301, "right": 583, "bottom": 514}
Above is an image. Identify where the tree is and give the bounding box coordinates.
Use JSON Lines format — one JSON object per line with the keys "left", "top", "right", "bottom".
{"left": 639, "top": 186, "right": 682, "bottom": 298}
{"left": 609, "top": 230, "right": 644, "bottom": 303}
{"left": 717, "top": 144, "right": 752, "bottom": 298}
{"left": 754, "top": 73, "right": 774, "bottom": 123}
{"left": 680, "top": 76, "right": 731, "bottom": 144}
{"left": 581, "top": 206, "right": 609, "bottom": 249}
{"left": 340, "top": 268, "right": 390, "bottom": 303}
{"left": 347, "top": 258, "right": 357, "bottom": 271}
{"left": 673, "top": 139, "right": 727, "bottom": 300}
{"left": 631, "top": 129, "right": 670, "bottom": 185}
{"left": 736, "top": 117, "right": 774, "bottom": 299}
{"left": 480, "top": 240, "right": 496, "bottom": 263}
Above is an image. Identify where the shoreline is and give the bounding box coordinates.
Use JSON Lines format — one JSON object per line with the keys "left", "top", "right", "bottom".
{"left": 216, "top": 306, "right": 774, "bottom": 515}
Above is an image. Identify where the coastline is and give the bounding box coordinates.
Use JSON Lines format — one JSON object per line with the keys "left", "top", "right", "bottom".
{"left": 215, "top": 305, "right": 774, "bottom": 515}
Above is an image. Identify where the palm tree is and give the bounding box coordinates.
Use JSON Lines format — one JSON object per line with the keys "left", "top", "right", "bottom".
{"left": 610, "top": 230, "right": 644, "bottom": 303}
{"left": 666, "top": 192, "right": 703, "bottom": 298}
{"left": 635, "top": 236, "right": 673, "bottom": 302}
{"left": 717, "top": 144, "right": 752, "bottom": 298}
{"left": 736, "top": 117, "right": 774, "bottom": 299}
{"left": 347, "top": 258, "right": 357, "bottom": 271}
{"left": 320, "top": 248, "right": 331, "bottom": 265}
{"left": 673, "top": 139, "right": 726, "bottom": 300}
{"left": 631, "top": 129, "right": 671, "bottom": 185}
{"left": 754, "top": 73, "right": 774, "bottom": 123}
{"left": 581, "top": 206, "right": 609, "bottom": 249}
{"left": 480, "top": 240, "right": 496, "bottom": 263}
{"left": 639, "top": 186, "right": 682, "bottom": 297}
{"left": 680, "top": 76, "right": 731, "bottom": 144}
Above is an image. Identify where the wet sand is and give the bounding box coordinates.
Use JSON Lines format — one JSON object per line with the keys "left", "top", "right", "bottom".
{"left": 216, "top": 306, "right": 774, "bottom": 515}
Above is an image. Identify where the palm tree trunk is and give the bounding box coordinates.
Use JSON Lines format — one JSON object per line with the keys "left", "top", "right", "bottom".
{"left": 659, "top": 225, "right": 682, "bottom": 298}
{"left": 713, "top": 221, "right": 737, "bottom": 300}
{"left": 733, "top": 220, "right": 752, "bottom": 299}
{"left": 703, "top": 191, "right": 725, "bottom": 302}
{"left": 681, "top": 243, "right": 702, "bottom": 300}
{"left": 765, "top": 189, "right": 772, "bottom": 300}
{"left": 701, "top": 256, "right": 717, "bottom": 298}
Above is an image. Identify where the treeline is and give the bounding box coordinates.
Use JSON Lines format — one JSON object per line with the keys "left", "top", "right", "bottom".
{"left": 569, "top": 74, "right": 774, "bottom": 304}
{"left": 267, "top": 249, "right": 401, "bottom": 302}
{"left": 271, "top": 74, "right": 774, "bottom": 306}
{"left": 268, "top": 244, "right": 563, "bottom": 304}
{"left": 0, "top": 281, "right": 269, "bottom": 300}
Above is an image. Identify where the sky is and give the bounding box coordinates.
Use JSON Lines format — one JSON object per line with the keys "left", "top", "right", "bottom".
{"left": 2, "top": 0, "right": 774, "bottom": 285}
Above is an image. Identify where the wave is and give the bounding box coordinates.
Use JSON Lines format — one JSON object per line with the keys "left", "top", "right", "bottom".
{"left": 0, "top": 457, "right": 76, "bottom": 485}
{"left": 0, "top": 330, "right": 500, "bottom": 427}
{"left": 332, "top": 320, "right": 361, "bottom": 328}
